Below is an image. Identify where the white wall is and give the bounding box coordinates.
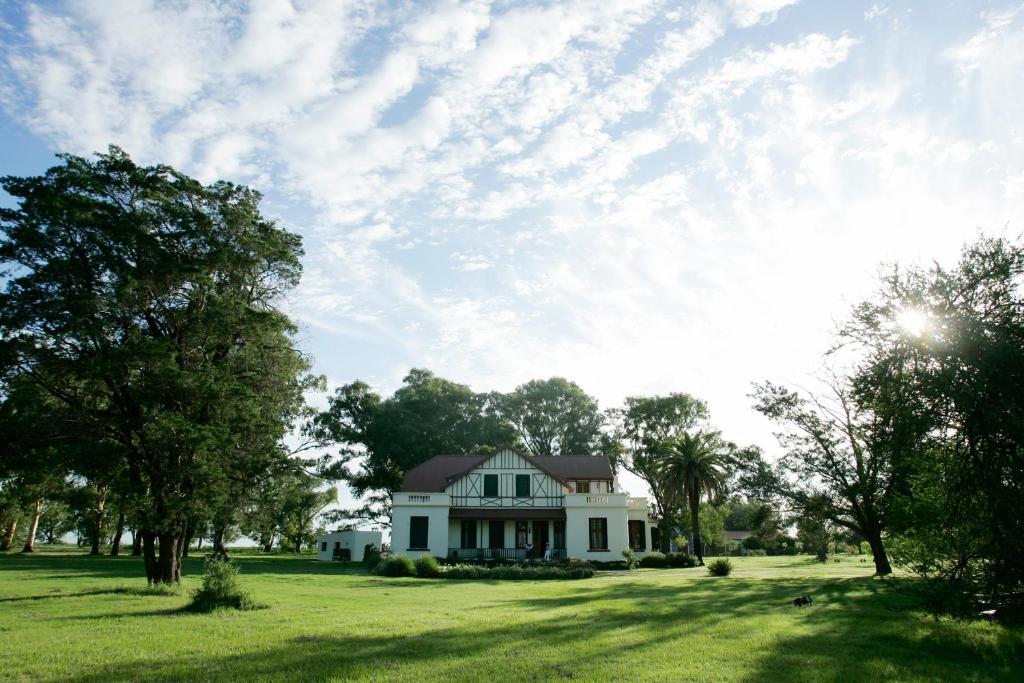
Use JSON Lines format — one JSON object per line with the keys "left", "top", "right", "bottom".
{"left": 391, "top": 493, "right": 450, "bottom": 559}
{"left": 316, "top": 530, "right": 383, "bottom": 561}
{"left": 564, "top": 493, "right": 630, "bottom": 562}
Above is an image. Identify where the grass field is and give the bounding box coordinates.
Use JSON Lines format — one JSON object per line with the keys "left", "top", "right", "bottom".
{"left": 1, "top": 549, "right": 1021, "bottom": 682}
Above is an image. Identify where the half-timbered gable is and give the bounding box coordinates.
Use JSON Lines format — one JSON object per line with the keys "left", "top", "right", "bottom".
{"left": 444, "top": 449, "right": 567, "bottom": 508}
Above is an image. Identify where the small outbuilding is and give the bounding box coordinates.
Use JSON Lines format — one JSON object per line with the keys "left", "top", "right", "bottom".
{"left": 317, "top": 530, "right": 383, "bottom": 562}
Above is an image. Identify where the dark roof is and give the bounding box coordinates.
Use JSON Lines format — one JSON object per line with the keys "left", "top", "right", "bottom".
{"left": 399, "top": 452, "right": 614, "bottom": 492}
{"left": 448, "top": 508, "right": 566, "bottom": 520}
{"left": 726, "top": 530, "right": 752, "bottom": 541}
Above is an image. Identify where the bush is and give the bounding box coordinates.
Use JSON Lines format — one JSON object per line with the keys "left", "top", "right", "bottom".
{"left": 414, "top": 555, "right": 440, "bottom": 578}
{"left": 741, "top": 536, "right": 764, "bottom": 550}
{"left": 746, "top": 549, "right": 767, "bottom": 557}
{"left": 665, "top": 553, "right": 697, "bottom": 568}
{"left": 565, "top": 557, "right": 592, "bottom": 570}
{"left": 639, "top": 552, "right": 667, "bottom": 568}
{"left": 375, "top": 555, "right": 416, "bottom": 577}
{"left": 621, "top": 549, "right": 638, "bottom": 570}
{"left": 362, "top": 544, "right": 382, "bottom": 571}
{"left": 188, "top": 554, "right": 260, "bottom": 612}
{"left": 440, "top": 564, "right": 594, "bottom": 580}
{"left": 707, "top": 558, "right": 733, "bottom": 576}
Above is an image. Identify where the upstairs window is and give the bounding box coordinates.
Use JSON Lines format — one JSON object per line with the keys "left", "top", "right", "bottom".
{"left": 576, "top": 480, "right": 591, "bottom": 493}
{"left": 409, "top": 516, "right": 429, "bottom": 550}
{"left": 483, "top": 474, "right": 499, "bottom": 497}
{"left": 515, "top": 474, "right": 531, "bottom": 497}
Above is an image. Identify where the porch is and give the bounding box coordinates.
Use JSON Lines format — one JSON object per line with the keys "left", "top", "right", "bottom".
{"left": 447, "top": 508, "right": 567, "bottom": 561}
{"left": 447, "top": 547, "right": 568, "bottom": 561}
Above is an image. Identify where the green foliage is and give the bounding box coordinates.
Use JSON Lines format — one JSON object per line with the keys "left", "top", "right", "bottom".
{"left": 0, "top": 147, "right": 313, "bottom": 582}
{"left": 414, "top": 555, "right": 440, "bottom": 578}
{"left": 841, "top": 236, "right": 1024, "bottom": 615}
{"left": 362, "top": 544, "right": 382, "bottom": 571}
{"left": 375, "top": 555, "right": 416, "bottom": 577}
{"left": 188, "top": 554, "right": 260, "bottom": 612}
{"left": 659, "top": 430, "right": 731, "bottom": 564}
{"left": 706, "top": 558, "right": 733, "bottom": 576}
{"left": 638, "top": 552, "right": 666, "bottom": 568}
{"left": 487, "top": 377, "right": 605, "bottom": 457}
{"left": 439, "top": 564, "right": 594, "bottom": 580}
{"left": 665, "top": 553, "right": 697, "bottom": 568}
{"left": 621, "top": 548, "right": 638, "bottom": 570}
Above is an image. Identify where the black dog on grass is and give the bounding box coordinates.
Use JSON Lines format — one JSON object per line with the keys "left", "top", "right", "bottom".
{"left": 793, "top": 595, "right": 813, "bottom": 608}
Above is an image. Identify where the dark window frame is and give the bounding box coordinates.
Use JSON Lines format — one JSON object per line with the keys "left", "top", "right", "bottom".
{"left": 628, "top": 520, "right": 646, "bottom": 551}
{"left": 576, "top": 480, "right": 590, "bottom": 493}
{"left": 460, "top": 520, "right": 477, "bottom": 549}
{"left": 409, "top": 516, "right": 429, "bottom": 550}
{"left": 553, "top": 520, "right": 566, "bottom": 549}
{"left": 515, "top": 474, "right": 531, "bottom": 497}
{"left": 489, "top": 520, "right": 504, "bottom": 549}
{"left": 515, "top": 520, "right": 529, "bottom": 548}
{"left": 483, "top": 474, "right": 499, "bottom": 497}
{"left": 588, "top": 517, "right": 608, "bottom": 551}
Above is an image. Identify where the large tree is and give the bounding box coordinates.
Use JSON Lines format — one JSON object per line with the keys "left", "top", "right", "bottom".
{"left": 841, "top": 236, "right": 1024, "bottom": 610}
{"left": 610, "top": 393, "right": 708, "bottom": 551}
{"left": 488, "top": 377, "right": 605, "bottom": 457}
{"left": 314, "top": 369, "right": 512, "bottom": 526}
{"left": 751, "top": 379, "right": 895, "bottom": 575}
{"left": 658, "top": 430, "right": 730, "bottom": 565}
{"left": 0, "top": 148, "right": 312, "bottom": 583}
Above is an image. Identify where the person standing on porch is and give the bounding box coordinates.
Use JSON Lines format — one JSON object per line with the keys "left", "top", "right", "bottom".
{"left": 544, "top": 542, "right": 552, "bottom": 562}
{"left": 525, "top": 541, "right": 533, "bottom": 560}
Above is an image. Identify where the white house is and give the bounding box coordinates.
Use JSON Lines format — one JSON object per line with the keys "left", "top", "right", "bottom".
{"left": 317, "top": 529, "right": 383, "bottom": 562}
{"left": 391, "top": 449, "right": 657, "bottom": 562}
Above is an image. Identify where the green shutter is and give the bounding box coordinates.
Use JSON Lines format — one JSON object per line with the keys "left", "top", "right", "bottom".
{"left": 515, "top": 474, "right": 530, "bottom": 497}
{"left": 483, "top": 474, "right": 498, "bottom": 497}
{"left": 409, "top": 516, "right": 429, "bottom": 549}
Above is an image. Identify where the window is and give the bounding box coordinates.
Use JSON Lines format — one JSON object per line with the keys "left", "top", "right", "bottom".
{"left": 321, "top": 542, "right": 327, "bottom": 552}
{"left": 651, "top": 526, "right": 661, "bottom": 552}
{"left": 483, "top": 474, "right": 499, "bottom": 497}
{"left": 628, "top": 520, "right": 646, "bottom": 551}
{"left": 553, "top": 521, "right": 565, "bottom": 549}
{"left": 409, "top": 516, "right": 429, "bottom": 549}
{"left": 461, "top": 520, "right": 477, "bottom": 549}
{"left": 515, "top": 474, "right": 531, "bottom": 497}
{"left": 489, "top": 520, "right": 504, "bottom": 549}
{"left": 515, "top": 521, "right": 529, "bottom": 548}
{"left": 576, "top": 480, "right": 590, "bottom": 493}
{"left": 588, "top": 518, "right": 608, "bottom": 550}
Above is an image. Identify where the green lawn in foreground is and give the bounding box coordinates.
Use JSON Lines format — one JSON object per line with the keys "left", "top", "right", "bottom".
{"left": 1, "top": 549, "right": 1021, "bottom": 682}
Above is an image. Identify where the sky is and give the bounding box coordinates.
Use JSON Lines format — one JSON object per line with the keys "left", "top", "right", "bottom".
{"left": 1, "top": 0, "right": 1023, "bottom": 509}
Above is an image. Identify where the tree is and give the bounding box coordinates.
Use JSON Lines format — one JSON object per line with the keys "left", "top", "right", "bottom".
{"left": 279, "top": 473, "right": 336, "bottom": 553}
{"left": 611, "top": 393, "right": 709, "bottom": 551}
{"left": 36, "top": 499, "right": 74, "bottom": 544}
{"left": 488, "top": 378, "right": 605, "bottom": 457}
{"left": 314, "top": 369, "right": 511, "bottom": 526}
{"left": 796, "top": 502, "right": 834, "bottom": 562}
{"left": 751, "top": 379, "right": 895, "bottom": 575}
{"left": 841, "top": 236, "right": 1024, "bottom": 611}
{"left": 239, "top": 474, "right": 290, "bottom": 552}
{"left": 0, "top": 148, "right": 312, "bottom": 583}
{"left": 658, "top": 430, "right": 730, "bottom": 565}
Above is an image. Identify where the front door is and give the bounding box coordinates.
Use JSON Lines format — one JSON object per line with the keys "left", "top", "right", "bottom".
{"left": 532, "top": 521, "right": 549, "bottom": 559}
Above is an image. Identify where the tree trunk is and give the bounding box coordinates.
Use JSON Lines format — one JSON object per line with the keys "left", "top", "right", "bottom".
{"left": 131, "top": 529, "right": 142, "bottom": 556}
{"left": 2, "top": 517, "right": 17, "bottom": 551}
{"left": 142, "top": 530, "right": 158, "bottom": 583}
{"left": 109, "top": 510, "right": 126, "bottom": 556}
{"left": 157, "top": 532, "right": 181, "bottom": 584}
{"left": 865, "top": 529, "right": 893, "bottom": 576}
{"left": 690, "top": 496, "right": 703, "bottom": 565}
{"left": 294, "top": 535, "right": 302, "bottom": 554}
{"left": 262, "top": 535, "right": 274, "bottom": 553}
{"left": 90, "top": 488, "right": 107, "bottom": 555}
{"left": 658, "top": 519, "right": 672, "bottom": 553}
{"left": 21, "top": 498, "right": 44, "bottom": 553}
{"left": 212, "top": 525, "right": 227, "bottom": 556}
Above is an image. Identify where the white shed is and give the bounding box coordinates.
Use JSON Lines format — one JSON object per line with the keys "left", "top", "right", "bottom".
{"left": 317, "top": 530, "right": 383, "bottom": 562}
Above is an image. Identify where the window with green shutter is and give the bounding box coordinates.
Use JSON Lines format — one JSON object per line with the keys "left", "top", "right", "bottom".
{"left": 483, "top": 474, "right": 499, "bottom": 497}
{"left": 588, "top": 517, "right": 608, "bottom": 550}
{"left": 515, "top": 474, "right": 530, "bottom": 497}
{"left": 488, "top": 520, "right": 504, "bottom": 548}
{"left": 409, "top": 516, "right": 429, "bottom": 550}
{"left": 460, "top": 520, "right": 477, "bottom": 549}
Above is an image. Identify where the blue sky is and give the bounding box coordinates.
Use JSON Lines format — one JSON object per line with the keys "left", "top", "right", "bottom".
{"left": 2, "top": 1, "right": 1023, "bottom": 505}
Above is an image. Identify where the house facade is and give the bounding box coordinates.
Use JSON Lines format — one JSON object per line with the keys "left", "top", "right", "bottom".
{"left": 391, "top": 448, "right": 657, "bottom": 562}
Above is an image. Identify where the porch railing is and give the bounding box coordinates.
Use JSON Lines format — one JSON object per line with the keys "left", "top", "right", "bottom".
{"left": 447, "top": 547, "right": 567, "bottom": 561}
{"left": 449, "top": 496, "right": 565, "bottom": 508}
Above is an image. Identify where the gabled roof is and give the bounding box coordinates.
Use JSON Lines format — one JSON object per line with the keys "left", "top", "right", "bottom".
{"left": 398, "top": 451, "right": 615, "bottom": 492}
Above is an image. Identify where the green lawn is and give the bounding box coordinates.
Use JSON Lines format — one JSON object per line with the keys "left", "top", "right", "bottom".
{"left": 1, "top": 550, "right": 1021, "bottom": 682}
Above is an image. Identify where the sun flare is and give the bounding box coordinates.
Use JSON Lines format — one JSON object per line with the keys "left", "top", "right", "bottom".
{"left": 896, "top": 307, "right": 929, "bottom": 337}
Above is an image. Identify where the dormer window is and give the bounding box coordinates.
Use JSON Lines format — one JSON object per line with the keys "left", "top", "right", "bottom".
{"left": 576, "top": 480, "right": 590, "bottom": 493}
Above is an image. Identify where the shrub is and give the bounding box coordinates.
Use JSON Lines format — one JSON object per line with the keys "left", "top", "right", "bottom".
{"left": 188, "top": 554, "right": 261, "bottom": 612}
{"left": 565, "top": 557, "right": 592, "bottom": 570}
{"left": 362, "top": 544, "right": 382, "bottom": 571}
{"left": 746, "top": 549, "right": 767, "bottom": 557}
{"left": 639, "top": 552, "right": 667, "bottom": 568}
{"left": 665, "top": 553, "right": 697, "bottom": 568}
{"left": 742, "top": 536, "right": 764, "bottom": 550}
{"left": 621, "top": 549, "right": 638, "bottom": 570}
{"left": 415, "top": 555, "right": 440, "bottom": 578}
{"left": 440, "top": 564, "right": 594, "bottom": 580}
{"left": 375, "top": 555, "right": 416, "bottom": 577}
{"left": 707, "top": 558, "right": 733, "bottom": 576}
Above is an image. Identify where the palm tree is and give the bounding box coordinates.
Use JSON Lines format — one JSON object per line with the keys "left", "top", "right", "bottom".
{"left": 659, "top": 430, "right": 729, "bottom": 565}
